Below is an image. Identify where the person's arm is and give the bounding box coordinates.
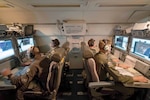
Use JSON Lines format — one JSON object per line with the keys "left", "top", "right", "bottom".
{"left": 9, "top": 65, "right": 38, "bottom": 87}
{"left": 111, "top": 57, "right": 130, "bottom": 69}
{"left": 133, "top": 76, "right": 148, "bottom": 83}
{"left": 118, "top": 63, "right": 130, "bottom": 69}
{"left": 107, "top": 67, "right": 134, "bottom": 84}
{"left": 107, "top": 66, "right": 149, "bottom": 84}
{"left": 1, "top": 67, "right": 37, "bottom": 90}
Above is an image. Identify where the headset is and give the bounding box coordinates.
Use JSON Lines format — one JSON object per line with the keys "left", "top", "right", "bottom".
{"left": 102, "top": 39, "right": 110, "bottom": 51}
{"left": 30, "top": 46, "right": 35, "bottom": 58}
{"left": 88, "top": 39, "right": 95, "bottom": 47}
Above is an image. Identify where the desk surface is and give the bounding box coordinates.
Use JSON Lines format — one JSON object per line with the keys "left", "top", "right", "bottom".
{"left": 109, "top": 66, "right": 150, "bottom": 88}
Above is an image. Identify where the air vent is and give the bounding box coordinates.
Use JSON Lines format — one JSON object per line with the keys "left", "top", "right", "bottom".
{"left": 96, "top": 4, "right": 147, "bottom": 7}
{"left": 32, "top": 4, "right": 80, "bottom": 8}
{"left": 63, "top": 21, "right": 86, "bottom": 36}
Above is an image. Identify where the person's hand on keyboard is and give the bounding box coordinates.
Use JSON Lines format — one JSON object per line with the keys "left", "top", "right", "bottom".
{"left": 118, "top": 63, "right": 130, "bottom": 69}
{"left": 112, "top": 58, "right": 119, "bottom": 64}
{"left": 133, "top": 76, "right": 148, "bottom": 83}
{"left": 0, "top": 68, "right": 12, "bottom": 78}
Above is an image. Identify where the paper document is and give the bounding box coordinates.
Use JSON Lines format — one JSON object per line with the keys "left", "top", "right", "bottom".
{"left": 115, "top": 67, "right": 134, "bottom": 77}
{"left": 127, "top": 68, "right": 141, "bottom": 76}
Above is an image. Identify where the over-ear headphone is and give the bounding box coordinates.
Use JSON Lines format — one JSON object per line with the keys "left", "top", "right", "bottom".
{"left": 102, "top": 39, "right": 110, "bottom": 51}
{"left": 30, "top": 46, "right": 35, "bottom": 58}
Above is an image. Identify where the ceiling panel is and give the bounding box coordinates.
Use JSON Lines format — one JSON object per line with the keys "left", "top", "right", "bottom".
{"left": 128, "top": 10, "right": 150, "bottom": 22}
{"left": 0, "top": 0, "right": 150, "bottom": 24}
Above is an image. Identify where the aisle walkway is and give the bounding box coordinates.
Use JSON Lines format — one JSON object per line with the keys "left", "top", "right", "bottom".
{"left": 57, "top": 69, "right": 89, "bottom": 100}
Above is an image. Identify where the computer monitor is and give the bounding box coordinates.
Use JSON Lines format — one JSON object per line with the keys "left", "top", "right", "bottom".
{"left": 0, "top": 39, "right": 15, "bottom": 61}
{"left": 114, "top": 35, "right": 129, "bottom": 51}
{"left": 130, "top": 37, "right": 150, "bottom": 61}
{"left": 24, "top": 25, "right": 34, "bottom": 36}
{"left": 17, "top": 37, "right": 34, "bottom": 52}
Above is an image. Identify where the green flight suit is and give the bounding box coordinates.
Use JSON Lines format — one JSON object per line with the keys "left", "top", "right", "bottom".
{"left": 94, "top": 51, "right": 134, "bottom": 100}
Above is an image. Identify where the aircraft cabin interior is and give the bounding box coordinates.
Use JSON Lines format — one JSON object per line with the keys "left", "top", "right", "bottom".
{"left": 0, "top": 0, "right": 150, "bottom": 100}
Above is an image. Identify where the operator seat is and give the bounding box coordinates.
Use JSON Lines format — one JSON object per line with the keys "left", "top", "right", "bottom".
{"left": 82, "top": 45, "right": 116, "bottom": 100}
{"left": 24, "top": 51, "right": 65, "bottom": 100}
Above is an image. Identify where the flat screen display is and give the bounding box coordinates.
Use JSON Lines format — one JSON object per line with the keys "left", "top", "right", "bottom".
{"left": 114, "top": 35, "right": 129, "bottom": 51}
{"left": 17, "top": 37, "right": 34, "bottom": 52}
{"left": 0, "top": 39, "right": 15, "bottom": 60}
{"left": 130, "top": 38, "right": 150, "bottom": 61}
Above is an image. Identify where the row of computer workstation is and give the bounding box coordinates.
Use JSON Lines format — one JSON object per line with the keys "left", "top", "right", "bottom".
{"left": 0, "top": 31, "right": 70, "bottom": 100}
{"left": 112, "top": 22, "right": 150, "bottom": 87}
{"left": 110, "top": 22, "right": 150, "bottom": 88}
{"left": 112, "top": 22, "right": 150, "bottom": 88}
{"left": 80, "top": 21, "right": 150, "bottom": 100}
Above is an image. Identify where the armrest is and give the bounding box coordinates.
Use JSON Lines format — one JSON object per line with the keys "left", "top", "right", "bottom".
{"left": 88, "top": 81, "right": 115, "bottom": 88}
{"left": 24, "top": 91, "right": 42, "bottom": 94}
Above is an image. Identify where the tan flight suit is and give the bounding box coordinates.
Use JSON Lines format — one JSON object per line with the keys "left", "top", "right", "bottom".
{"left": 90, "top": 48, "right": 97, "bottom": 56}
{"left": 10, "top": 54, "right": 52, "bottom": 100}
{"left": 94, "top": 51, "right": 134, "bottom": 100}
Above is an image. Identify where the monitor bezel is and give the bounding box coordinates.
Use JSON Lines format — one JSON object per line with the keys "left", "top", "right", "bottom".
{"left": 0, "top": 38, "right": 15, "bottom": 63}
{"left": 129, "top": 37, "right": 150, "bottom": 65}
{"left": 17, "top": 36, "right": 35, "bottom": 53}
{"left": 113, "top": 35, "right": 129, "bottom": 52}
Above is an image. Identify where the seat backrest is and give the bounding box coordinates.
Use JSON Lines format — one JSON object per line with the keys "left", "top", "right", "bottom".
{"left": 23, "top": 51, "right": 65, "bottom": 100}
{"left": 82, "top": 45, "right": 99, "bottom": 87}
{"left": 36, "top": 51, "right": 63, "bottom": 97}
{"left": 86, "top": 58, "right": 99, "bottom": 82}
{"left": 46, "top": 61, "right": 58, "bottom": 93}
{"left": 45, "top": 52, "right": 65, "bottom": 99}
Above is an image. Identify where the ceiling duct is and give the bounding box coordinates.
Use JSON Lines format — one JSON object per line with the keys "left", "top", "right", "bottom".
{"left": 125, "top": 26, "right": 133, "bottom": 33}
{"left": 132, "top": 21, "right": 150, "bottom": 30}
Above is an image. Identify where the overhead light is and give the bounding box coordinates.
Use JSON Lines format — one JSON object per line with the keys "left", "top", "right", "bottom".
{"left": 96, "top": 4, "right": 147, "bottom": 7}
{"left": 32, "top": 4, "right": 80, "bottom": 8}
{"left": 0, "top": 4, "right": 14, "bottom": 8}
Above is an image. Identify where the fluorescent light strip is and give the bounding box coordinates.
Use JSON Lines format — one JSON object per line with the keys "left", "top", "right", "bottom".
{"left": 98, "top": 4, "right": 147, "bottom": 7}
{"left": 32, "top": 4, "right": 80, "bottom": 7}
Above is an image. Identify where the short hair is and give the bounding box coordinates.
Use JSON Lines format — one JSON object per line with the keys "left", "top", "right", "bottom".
{"left": 52, "top": 39, "right": 60, "bottom": 47}
{"left": 88, "top": 39, "right": 95, "bottom": 47}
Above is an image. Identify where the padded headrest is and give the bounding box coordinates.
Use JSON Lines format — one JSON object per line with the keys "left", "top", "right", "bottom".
{"left": 61, "top": 41, "right": 70, "bottom": 50}
{"left": 82, "top": 45, "right": 94, "bottom": 59}
{"left": 51, "top": 53, "right": 62, "bottom": 63}
{"left": 54, "top": 47, "right": 66, "bottom": 57}
{"left": 50, "top": 47, "right": 66, "bottom": 62}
